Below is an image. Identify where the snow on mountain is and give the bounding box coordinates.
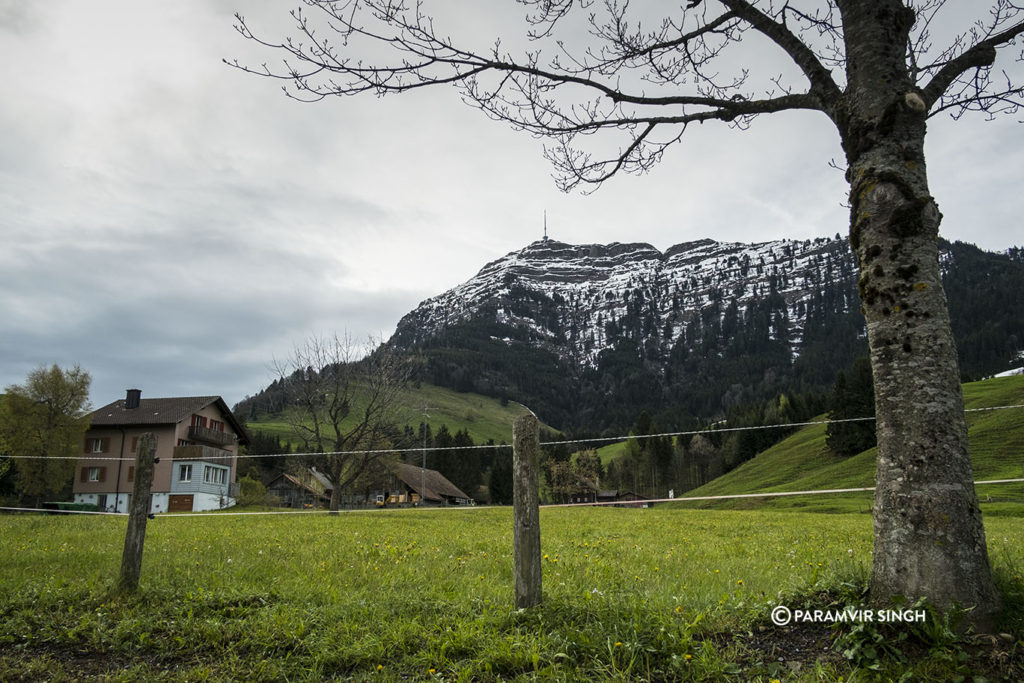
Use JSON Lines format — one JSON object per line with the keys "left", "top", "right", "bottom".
{"left": 392, "top": 235, "right": 859, "bottom": 366}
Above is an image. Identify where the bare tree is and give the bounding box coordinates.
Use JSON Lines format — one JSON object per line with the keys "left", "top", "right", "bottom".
{"left": 273, "top": 334, "right": 409, "bottom": 511}
{"left": 232, "top": 1, "right": 1024, "bottom": 625}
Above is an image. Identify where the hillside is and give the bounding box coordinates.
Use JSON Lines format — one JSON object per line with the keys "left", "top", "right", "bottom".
{"left": 672, "top": 374, "right": 1024, "bottom": 513}
{"left": 244, "top": 381, "right": 547, "bottom": 449}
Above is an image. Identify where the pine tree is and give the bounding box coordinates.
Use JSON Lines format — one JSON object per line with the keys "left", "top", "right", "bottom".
{"left": 826, "top": 357, "right": 877, "bottom": 457}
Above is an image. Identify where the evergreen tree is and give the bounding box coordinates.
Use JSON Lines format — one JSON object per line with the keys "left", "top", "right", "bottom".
{"left": 826, "top": 357, "right": 877, "bottom": 457}
{"left": 488, "top": 444, "right": 513, "bottom": 505}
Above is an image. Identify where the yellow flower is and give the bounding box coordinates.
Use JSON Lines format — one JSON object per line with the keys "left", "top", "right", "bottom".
{"left": 684, "top": 654, "right": 692, "bottom": 661}
{"left": 376, "top": 665, "right": 383, "bottom": 672}
{"left": 736, "top": 579, "right": 743, "bottom": 585}
{"left": 614, "top": 641, "right": 622, "bottom": 648}
{"left": 429, "top": 668, "right": 436, "bottom": 674}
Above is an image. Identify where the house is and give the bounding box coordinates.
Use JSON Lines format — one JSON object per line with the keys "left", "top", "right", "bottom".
{"left": 73, "top": 389, "right": 250, "bottom": 513}
{"left": 382, "top": 462, "right": 473, "bottom": 506}
{"left": 610, "top": 491, "right": 654, "bottom": 508}
{"left": 267, "top": 468, "right": 334, "bottom": 508}
{"left": 573, "top": 490, "right": 655, "bottom": 508}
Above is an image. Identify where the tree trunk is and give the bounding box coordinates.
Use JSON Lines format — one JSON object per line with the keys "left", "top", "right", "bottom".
{"left": 837, "top": 0, "right": 1000, "bottom": 628}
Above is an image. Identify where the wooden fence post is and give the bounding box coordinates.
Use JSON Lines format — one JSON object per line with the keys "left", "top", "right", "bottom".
{"left": 513, "top": 412, "right": 542, "bottom": 608}
{"left": 119, "top": 432, "right": 157, "bottom": 592}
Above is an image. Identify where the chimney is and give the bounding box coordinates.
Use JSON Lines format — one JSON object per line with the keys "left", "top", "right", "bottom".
{"left": 125, "top": 389, "right": 141, "bottom": 410}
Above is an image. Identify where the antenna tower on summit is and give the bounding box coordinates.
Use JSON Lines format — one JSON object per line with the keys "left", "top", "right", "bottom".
{"left": 543, "top": 211, "right": 549, "bottom": 242}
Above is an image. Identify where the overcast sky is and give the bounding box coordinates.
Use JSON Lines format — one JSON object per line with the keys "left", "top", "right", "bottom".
{"left": 1, "top": 1, "right": 1021, "bottom": 409}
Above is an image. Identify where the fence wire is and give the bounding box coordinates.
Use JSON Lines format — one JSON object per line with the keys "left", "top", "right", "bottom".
{"left": 4, "top": 403, "right": 1023, "bottom": 463}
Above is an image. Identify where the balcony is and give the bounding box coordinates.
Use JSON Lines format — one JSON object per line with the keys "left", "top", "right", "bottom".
{"left": 173, "top": 444, "right": 234, "bottom": 463}
{"left": 187, "top": 425, "right": 236, "bottom": 447}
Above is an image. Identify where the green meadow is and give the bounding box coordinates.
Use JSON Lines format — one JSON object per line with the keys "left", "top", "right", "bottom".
{"left": 2, "top": 506, "right": 1023, "bottom": 681}
{"left": 3, "top": 375, "right": 1022, "bottom": 679}
{"left": 659, "top": 374, "right": 1024, "bottom": 515}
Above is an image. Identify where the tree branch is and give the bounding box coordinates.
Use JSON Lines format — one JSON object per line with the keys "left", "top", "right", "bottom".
{"left": 922, "top": 18, "right": 1024, "bottom": 106}
{"left": 717, "top": 0, "right": 842, "bottom": 107}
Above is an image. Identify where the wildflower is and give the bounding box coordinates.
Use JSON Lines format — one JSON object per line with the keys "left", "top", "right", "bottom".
{"left": 685, "top": 654, "right": 692, "bottom": 661}
{"left": 376, "top": 664, "right": 383, "bottom": 672}
{"left": 736, "top": 580, "right": 743, "bottom": 585}
{"left": 614, "top": 641, "right": 622, "bottom": 648}
{"left": 429, "top": 668, "right": 436, "bottom": 674}
{"left": 674, "top": 606, "right": 683, "bottom": 613}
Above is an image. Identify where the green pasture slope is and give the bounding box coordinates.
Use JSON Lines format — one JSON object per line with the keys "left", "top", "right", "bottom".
{"left": 248, "top": 382, "right": 552, "bottom": 448}
{"left": 677, "top": 373, "right": 1024, "bottom": 514}
{"left": 2, "top": 507, "right": 1023, "bottom": 680}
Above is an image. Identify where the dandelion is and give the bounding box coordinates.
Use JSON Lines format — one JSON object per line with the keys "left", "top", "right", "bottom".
{"left": 614, "top": 641, "right": 622, "bottom": 648}
{"left": 685, "top": 654, "right": 692, "bottom": 661}
{"left": 376, "top": 664, "right": 383, "bottom": 672}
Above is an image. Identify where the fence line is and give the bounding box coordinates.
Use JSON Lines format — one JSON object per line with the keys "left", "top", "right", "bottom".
{"left": 4, "top": 403, "right": 1023, "bottom": 463}
{"left": 3, "top": 478, "right": 1023, "bottom": 519}
{"left": 541, "top": 478, "right": 1024, "bottom": 508}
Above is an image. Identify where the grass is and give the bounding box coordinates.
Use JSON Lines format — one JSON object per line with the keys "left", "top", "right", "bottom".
{"left": 670, "top": 374, "right": 1024, "bottom": 514}
{"left": 249, "top": 383, "right": 553, "bottom": 448}
{"left": 1, "top": 507, "right": 1023, "bottom": 680}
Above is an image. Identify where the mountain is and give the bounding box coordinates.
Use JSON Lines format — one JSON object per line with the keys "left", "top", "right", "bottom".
{"left": 389, "top": 237, "right": 1024, "bottom": 432}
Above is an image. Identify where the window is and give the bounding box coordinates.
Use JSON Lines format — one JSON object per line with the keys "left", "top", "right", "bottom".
{"left": 177, "top": 439, "right": 193, "bottom": 447}
{"left": 191, "top": 414, "right": 207, "bottom": 428}
{"left": 130, "top": 436, "right": 139, "bottom": 452}
{"left": 127, "top": 466, "right": 135, "bottom": 483}
{"left": 209, "top": 419, "right": 224, "bottom": 432}
{"left": 85, "top": 438, "right": 107, "bottom": 453}
{"left": 204, "top": 466, "right": 227, "bottom": 485}
{"left": 179, "top": 464, "right": 192, "bottom": 482}
{"left": 88, "top": 467, "right": 102, "bottom": 482}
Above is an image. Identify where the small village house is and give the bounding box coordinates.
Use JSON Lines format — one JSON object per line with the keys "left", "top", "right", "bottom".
{"left": 73, "top": 389, "right": 250, "bottom": 513}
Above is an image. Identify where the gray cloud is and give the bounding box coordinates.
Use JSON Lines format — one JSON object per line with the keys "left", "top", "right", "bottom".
{"left": 2, "top": 0, "right": 1022, "bottom": 409}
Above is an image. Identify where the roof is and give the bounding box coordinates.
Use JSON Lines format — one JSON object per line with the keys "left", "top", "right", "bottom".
{"left": 391, "top": 462, "right": 471, "bottom": 502}
{"left": 89, "top": 395, "right": 250, "bottom": 445}
{"left": 308, "top": 467, "right": 334, "bottom": 491}
{"left": 269, "top": 471, "right": 332, "bottom": 497}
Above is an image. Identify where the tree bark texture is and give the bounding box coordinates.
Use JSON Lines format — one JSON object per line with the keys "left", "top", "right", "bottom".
{"left": 836, "top": 1, "right": 1000, "bottom": 624}
{"left": 118, "top": 432, "right": 156, "bottom": 592}
{"left": 512, "top": 413, "right": 542, "bottom": 609}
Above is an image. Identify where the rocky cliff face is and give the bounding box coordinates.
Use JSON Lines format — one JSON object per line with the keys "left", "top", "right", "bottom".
{"left": 392, "top": 235, "right": 859, "bottom": 368}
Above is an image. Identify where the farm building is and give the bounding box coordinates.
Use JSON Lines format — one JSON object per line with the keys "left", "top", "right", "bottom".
{"left": 72, "top": 390, "right": 249, "bottom": 514}
{"left": 267, "top": 468, "right": 334, "bottom": 508}
{"left": 567, "top": 489, "right": 654, "bottom": 507}
{"left": 380, "top": 462, "right": 473, "bottom": 506}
